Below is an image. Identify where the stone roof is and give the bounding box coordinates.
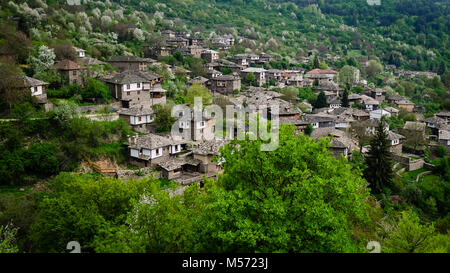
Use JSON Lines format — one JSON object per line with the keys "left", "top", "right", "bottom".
{"left": 79, "top": 57, "right": 106, "bottom": 65}
{"left": 158, "top": 157, "right": 202, "bottom": 172}
{"left": 384, "top": 106, "right": 399, "bottom": 113}
{"left": 387, "top": 131, "right": 405, "bottom": 141}
{"left": 20, "top": 76, "right": 48, "bottom": 87}
{"left": 303, "top": 114, "right": 336, "bottom": 123}
{"left": 439, "top": 129, "right": 450, "bottom": 140}
{"left": 310, "top": 127, "right": 345, "bottom": 138}
{"left": 329, "top": 97, "right": 342, "bottom": 104}
{"left": 127, "top": 134, "right": 186, "bottom": 150}
{"left": 306, "top": 68, "right": 338, "bottom": 75}
{"left": 108, "top": 56, "right": 148, "bottom": 63}
{"left": 73, "top": 46, "right": 85, "bottom": 53}
{"left": 118, "top": 107, "right": 154, "bottom": 116}
{"left": 191, "top": 139, "right": 228, "bottom": 156}
{"left": 104, "top": 71, "right": 161, "bottom": 85}
{"left": 54, "top": 59, "right": 86, "bottom": 70}
{"left": 403, "top": 121, "right": 426, "bottom": 131}
{"left": 279, "top": 117, "right": 309, "bottom": 126}
{"left": 348, "top": 93, "right": 362, "bottom": 100}
{"left": 188, "top": 76, "right": 209, "bottom": 85}
{"left": 241, "top": 67, "right": 267, "bottom": 73}
{"left": 213, "top": 75, "right": 240, "bottom": 81}
{"left": 436, "top": 112, "right": 450, "bottom": 118}
{"left": 330, "top": 138, "right": 348, "bottom": 149}
{"left": 395, "top": 99, "right": 414, "bottom": 105}
{"left": 360, "top": 95, "right": 379, "bottom": 105}
{"left": 424, "top": 116, "right": 445, "bottom": 124}
{"left": 150, "top": 83, "right": 166, "bottom": 93}
{"left": 388, "top": 94, "right": 405, "bottom": 101}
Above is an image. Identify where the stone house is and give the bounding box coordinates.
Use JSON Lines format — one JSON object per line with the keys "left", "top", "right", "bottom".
{"left": 73, "top": 46, "right": 86, "bottom": 58}
{"left": 266, "top": 69, "right": 283, "bottom": 84}
{"left": 187, "top": 76, "right": 209, "bottom": 88}
{"left": 165, "top": 37, "right": 189, "bottom": 49}
{"left": 438, "top": 129, "right": 450, "bottom": 152}
{"left": 388, "top": 131, "right": 406, "bottom": 155}
{"left": 231, "top": 54, "right": 249, "bottom": 67}
{"left": 368, "top": 88, "right": 386, "bottom": 102}
{"left": 19, "top": 76, "right": 48, "bottom": 104}
{"left": 329, "top": 97, "right": 342, "bottom": 109}
{"left": 209, "top": 75, "right": 241, "bottom": 94}
{"left": 425, "top": 116, "right": 447, "bottom": 136}
{"left": 305, "top": 68, "right": 338, "bottom": 85}
{"left": 53, "top": 59, "right": 87, "bottom": 86}
{"left": 201, "top": 49, "right": 219, "bottom": 63}
{"left": 107, "top": 56, "right": 150, "bottom": 72}
{"left": 118, "top": 107, "right": 155, "bottom": 133}
{"left": 126, "top": 134, "right": 187, "bottom": 168}
{"left": 303, "top": 114, "right": 335, "bottom": 129}
{"left": 360, "top": 95, "right": 380, "bottom": 111}
{"left": 370, "top": 109, "right": 391, "bottom": 120}
{"left": 240, "top": 67, "right": 267, "bottom": 87}
{"left": 348, "top": 93, "right": 362, "bottom": 105}
{"left": 387, "top": 94, "right": 405, "bottom": 104}
{"left": 189, "top": 37, "right": 204, "bottom": 46}
{"left": 103, "top": 70, "right": 164, "bottom": 109}
{"left": 142, "top": 45, "right": 169, "bottom": 59}
{"left": 395, "top": 99, "right": 415, "bottom": 112}
{"left": 190, "top": 139, "right": 228, "bottom": 175}
{"left": 436, "top": 112, "right": 450, "bottom": 122}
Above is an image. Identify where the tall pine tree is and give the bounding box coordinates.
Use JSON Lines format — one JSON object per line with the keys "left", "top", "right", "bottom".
{"left": 313, "top": 55, "right": 319, "bottom": 69}
{"left": 342, "top": 89, "right": 349, "bottom": 107}
{"left": 314, "top": 91, "right": 328, "bottom": 109}
{"left": 363, "top": 118, "right": 394, "bottom": 194}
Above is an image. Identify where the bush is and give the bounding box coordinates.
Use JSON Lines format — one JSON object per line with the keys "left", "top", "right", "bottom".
{"left": 436, "top": 146, "right": 447, "bottom": 158}
{"left": 23, "top": 143, "right": 62, "bottom": 176}
{"left": 81, "top": 79, "right": 111, "bottom": 102}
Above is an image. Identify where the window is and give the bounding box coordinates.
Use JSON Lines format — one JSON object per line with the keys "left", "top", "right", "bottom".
{"left": 127, "top": 91, "right": 130, "bottom": 96}
{"left": 137, "top": 83, "right": 141, "bottom": 88}
{"left": 127, "top": 84, "right": 130, "bottom": 89}
{"left": 73, "top": 71, "right": 77, "bottom": 76}
{"left": 155, "top": 149, "right": 160, "bottom": 155}
{"left": 138, "top": 116, "right": 142, "bottom": 122}
{"left": 34, "top": 87, "right": 38, "bottom": 93}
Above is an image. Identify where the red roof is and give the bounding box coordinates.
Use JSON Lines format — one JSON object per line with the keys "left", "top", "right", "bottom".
{"left": 306, "top": 68, "right": 338, "bottom": 75}
{"left": 53, "top": 59, "right": 86, "bottom": 70}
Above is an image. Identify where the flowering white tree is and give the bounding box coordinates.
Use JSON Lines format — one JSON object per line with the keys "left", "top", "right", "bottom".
{"left": 52, "top": 101, "right": 80, "bottom": 125}
{"left": 114, "top": 9, "right": 124, "bottom": 20}
{"left": 28, "top": 45, "right": 56, "bottom": 74}
{"left": 101, "top": 15, "right": 113, "bottom": 26}
{"left": 133, "top": 28, "right": 145, "bottom": 42}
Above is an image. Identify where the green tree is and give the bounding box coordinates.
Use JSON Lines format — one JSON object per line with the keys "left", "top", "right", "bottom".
{"left": 338, "top": 65, "right": 359, "bottom": 91}
{"left": 382, "top": 211, "right": 435, "bottom": 253}
{"left": 363, "top": 118, "right": 394, "bottom": 194}
{"left": 342, "top": 89, "right": 349, "bottom": 107}
{"left": 365, "top": 60, "right": 383, "bottom": 80}
{"left": 152, "top": 103, "right": 177, "bottom": 133}
{"left": 313, "top": 55, "right": 319, "bottom": 69}
{"left": 28, "top": 173, "right": 157, "bottom": 253}
{"left": 245, "top": 72, "right": 256, "bottom": 86}
{"left": 191, "top": 125, "right": 371, "bottom": 252}
{"left": 81, "top": 79, "right": 111, "bottom": 101}
{"left": 185, "top": 83, "right": 212, "bottom": 105}
{"left": 314, "top": 91, "right": 328, "bottom": 109}
{"left": 0, "top": 224, "right": 19, "bottom": 253}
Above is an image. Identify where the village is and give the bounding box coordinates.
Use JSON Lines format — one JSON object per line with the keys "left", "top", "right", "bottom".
{"left": 14, "top": 29, "right": 449, "bottom": 189}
